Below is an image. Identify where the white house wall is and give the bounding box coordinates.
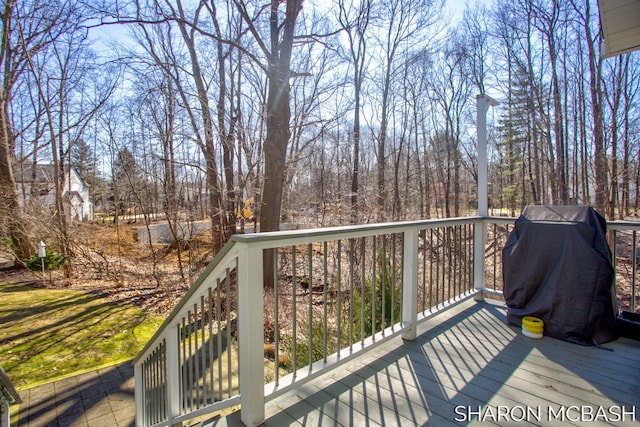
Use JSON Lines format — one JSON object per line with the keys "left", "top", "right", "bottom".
{"left": 16, "top": 165, "right": 93, "bottom": 221}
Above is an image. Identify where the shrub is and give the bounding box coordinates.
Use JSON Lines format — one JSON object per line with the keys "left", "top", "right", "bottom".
{"left": 25, "top": 251, "right": 68, "bottom": 271}
{"left": 279, "top": 316, "right": 338, "bottom": 372}
{"left": 350, "top": 254, "right": 401, "bottom": 341}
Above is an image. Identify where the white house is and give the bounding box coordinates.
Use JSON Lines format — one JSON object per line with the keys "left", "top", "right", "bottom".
{"left": 15, "top": 164, "right": 93, "bottom": 221}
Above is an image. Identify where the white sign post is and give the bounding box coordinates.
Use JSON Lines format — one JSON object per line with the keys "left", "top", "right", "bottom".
{"left": 37, "top": 241, "right": 46, "bottom": 286}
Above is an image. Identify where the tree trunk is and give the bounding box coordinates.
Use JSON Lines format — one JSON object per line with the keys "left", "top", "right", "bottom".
{"left": 0, "top": 0, "right": 30, "bottom": 262}
{"left": 0, "top": 103, "right": 30, "bottom": 261}
{"left": 583, "top": 0, "right": 607, "bottom": 215}
{"left": 210, "top": 2, "right": 238, "bottom": 238}
{"left": 172, "top": 0, "right": 225, "bottom": 250}
{"left": 257, "top": 0, "right": 302, "bottom": 288}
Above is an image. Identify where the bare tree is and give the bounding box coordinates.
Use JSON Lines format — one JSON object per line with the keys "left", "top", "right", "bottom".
{"left": 532, "top": 0, "right": 567, "bottom": 204}
{"left": 571, "top": 0, "right": 606, "bottom": 213}
{"left": 428, "top": 31, "right": 473, "bottom": 217}
{"left": 369, "top": 0, "right": 443, "bottom": 221}
{"left": 232, "top": 0, "right": 303, "bottom": 287}
{"left": 337, "top": 0, "right": 370, "bottom": 224}
{"left": 232, "top": 0, "right": 303, "bottom": 234}
{"left": 0, "top": 0, "right": 70, "bottom": 261}
{"left": 620, "top": 56, "right": 639, "bottom": 217}
{"left": 20, "top": 9, "right": 114, "bottom": 278}
{"left": 602, "top": 55, "right": 629, "bottom": 218}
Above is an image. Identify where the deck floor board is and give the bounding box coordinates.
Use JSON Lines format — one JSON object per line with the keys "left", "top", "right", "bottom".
{"left": 203, "top": 299, "right": 640, "bottom": 427}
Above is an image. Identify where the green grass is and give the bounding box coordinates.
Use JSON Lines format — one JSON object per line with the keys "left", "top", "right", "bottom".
{"left": 0, "top": 282, "right": 164, "bottom": 389}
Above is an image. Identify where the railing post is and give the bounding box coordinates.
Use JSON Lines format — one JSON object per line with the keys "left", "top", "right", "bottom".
{"left": 402, "top": 229, "right": 419, "bottom": 341}
{"left": 475, "top": 94, "right": 498, "bottom": 302}
{"left": 1, "top": 400, "right": 8, "bottom": 427}
{"left": 237, "top": 243, "right": 265, "bottom": 427}
{"left": 134, "top": 363, "right": 144, "bottom": 427}
{"left": 0, "top": 366, "right": 21, "bottom": 427}
{"left": 166, "top": 329, "right": 181, "bottom": 426}
{"left": 473, "top": 220, "right": 487, "bottom": 301}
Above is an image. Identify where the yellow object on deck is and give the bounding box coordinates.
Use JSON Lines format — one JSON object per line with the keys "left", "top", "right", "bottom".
{"left": 522, "top": 316, "right": 544, "bottom": 339}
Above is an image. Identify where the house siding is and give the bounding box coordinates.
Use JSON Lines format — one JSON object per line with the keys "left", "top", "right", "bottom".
{"left": 16, "top": 164, "right": 93, "bottom": 221}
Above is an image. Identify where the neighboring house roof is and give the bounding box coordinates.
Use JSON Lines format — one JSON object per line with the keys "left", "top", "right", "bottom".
{"left": 14, "top": 164, "right": 57, "bottom": 184}
{"left": 15, "top": 164, "right": 89, "bottom": 188}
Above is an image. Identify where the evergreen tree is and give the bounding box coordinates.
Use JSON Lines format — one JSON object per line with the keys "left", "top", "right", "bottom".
{"left": 111, "top": 147, "right": 146, "bottom": 220}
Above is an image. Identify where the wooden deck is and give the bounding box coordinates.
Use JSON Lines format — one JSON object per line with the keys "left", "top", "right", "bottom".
{"left": 199, "top": 298, "right": 640, "bottom": 427}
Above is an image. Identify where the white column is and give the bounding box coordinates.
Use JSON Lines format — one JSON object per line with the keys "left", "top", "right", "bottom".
{"left": 165, "top": 328, "right": 181, "bottom": 426}
{"left": 237, "top": 243, "right": 265, "bottom": 426}
{"left": 134, "top": 363, "right": 145, "bottom": 427}
{"left": 477, "top": 95, "right": 489, "bottom": 217}
{"left": 474, "top": 94, "right": 499, "bottom": 301}
{"left": 402, "top": 229, "right": 419, "bottom": 341}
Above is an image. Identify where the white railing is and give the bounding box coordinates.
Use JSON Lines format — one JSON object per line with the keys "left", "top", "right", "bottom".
{"left": 607, "top": 221, "right": 640, "bottom": 314}
{"left": 0, "top": 366, "right": 21, "bottom": 427}
{"left": 134, "top": 215, "right": 639, "bottom": 427}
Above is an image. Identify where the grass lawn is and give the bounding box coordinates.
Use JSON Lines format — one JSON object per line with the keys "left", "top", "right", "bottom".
{"left": 0, "top": 282, "right": 164, "bottom": 389}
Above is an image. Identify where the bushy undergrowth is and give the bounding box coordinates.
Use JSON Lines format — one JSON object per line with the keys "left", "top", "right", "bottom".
{"left": 277, "top": 253, "right": 401, "bottom": 373}
{"left": 24, "top": 250, "right": 68, "bottom": 271}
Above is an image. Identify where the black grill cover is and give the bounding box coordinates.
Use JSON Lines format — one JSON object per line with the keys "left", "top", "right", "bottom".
{"left": 502, "top": 206, "right": 617, "bottom": 345}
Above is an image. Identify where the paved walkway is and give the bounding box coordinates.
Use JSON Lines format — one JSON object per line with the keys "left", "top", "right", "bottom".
{"left": 12, "top": 362, "right": 135, "bottom": 427}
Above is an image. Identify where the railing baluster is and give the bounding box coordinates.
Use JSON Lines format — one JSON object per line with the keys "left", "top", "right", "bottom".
{"left": 349, "top": 238, "right": 354, "bottom": 351}
{"left": 420, "top": 230, "right": 426, "bottom": 313}
{"left": 291, "top": 245, "right": 297, "bottom": 375}
{"left": 381, "top": 235, "right": 387, "bottom": 332}
{"left": 225, "top": 266, "right": 232, "bottom": 397}
{"left": 392, "top": 235, "right": 397, "bottom": 327}
{"left": 188, "top": 308, "right": 195, "bottom": 412}
{"left": 167, "top": 327, "right": 180, "bottom": 425}
{"left": 429, "top": 228, "right": 434, "bottom": 309}
{"left": 456, "top": 226, "right": 461, "bottom": 298}
{"left": 360, "top": 236, "right": 366, "bottom": 345}
{"left": 612, "top": 229, "right": 618, "bottom": 296}
{"left": 452, "top": 227, "right": 457, "bottom": 299}
{"left": 207, "top": 288, "right": 214, "bottom": 404}
{"left": 308, "top": 243, "right": 313, "bottom": 371}
{"left": 633, "top": 230, "right": 637, "bottom": 312}
{"left": 496, "top": 223, "right": 501, "bottom": 291}
{"left": 465, "top": 224, "right": 471, "bottom": 293}
{"left": 153, "top": 349, "right": 159, "bottom": 423}
{"left": 147, "top": 352, "right": 152, "bottom": 424}
{"left": 336, "top": 240, "right": 342, "bottom": 354}
{"left": 372, "top": 236, "right": 377, "bottom": 337}
{"left": 142, "top": 358, "right": 149, "bottom": 425}
{"left": 197, "top": 300, "right": 203, "bottom": 408}
{"left": 436, "top": 230, "right": 441, "bottom": 307}
{"left": 180, "top": 317, "right": 186, "bottom": 413}
{"left": 216, "top": 278, "right": 223, "bottom": 401}
{"left": 274, "top": 248, "right": 280, "bottom": 385}
{"left": 161, "top": 341, "right": 167, "bottom": 421}
{"left": 323, "top": 241, "right": 328, "bottom": 362}
{"left": 447, "top": 228, "right": 452, "bottom": 302}
{"left": 153, "top": 355, "right": 158, "bottom": 424}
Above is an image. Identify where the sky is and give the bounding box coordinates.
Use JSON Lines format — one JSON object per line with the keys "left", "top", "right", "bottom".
{"left": 447, "top": 0, "right": 494, "bottom": 21}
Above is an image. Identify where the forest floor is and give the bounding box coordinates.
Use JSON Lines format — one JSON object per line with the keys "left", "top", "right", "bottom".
{"left": 0, "top": 221, "right": 213, "bottom": 316}
{"left": 2, "top": 217, "right": 638, "bottom": 319}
